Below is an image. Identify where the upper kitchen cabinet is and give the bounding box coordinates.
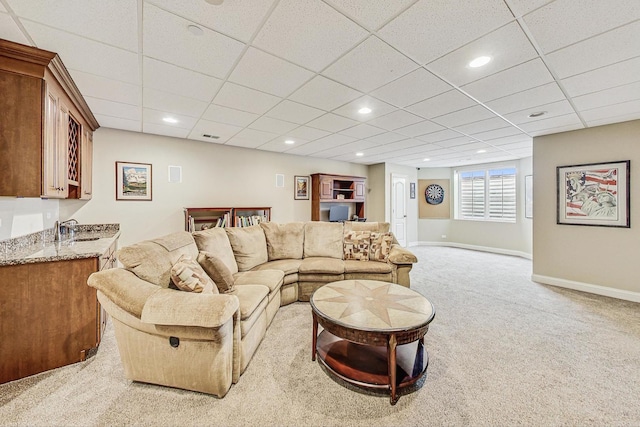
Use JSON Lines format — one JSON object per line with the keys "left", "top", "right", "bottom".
{"left": 0, "top": 38, "right": 99, "bottom": 199}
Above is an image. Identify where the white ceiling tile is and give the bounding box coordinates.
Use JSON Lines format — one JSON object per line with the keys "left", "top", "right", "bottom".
{"left": 473, "top": 126, "right": 526, "bottom": 141}
{"left": 94, "top": 115, "right": 141, "bottom": 133}
{"left": 498, "top": 140, "right": 533, "bottom": 151}
{"left": 188, "top": 119, "right": 243, "bottom": 144}
{"left": 319, "top": 140, "right": 380, "bottom": 158}
{"left": 395, "top": 120, "right": 445, "bottom": 138}
{"left": 324, "top": 0, "right": 415, "bottom": 30}
{"left": 229, "top": 47, "right": 314, "bottom": 97}
{"left": 462, "top": 58, "right": 554, "bottom": 102}
{"left": 427, "top": 22, "right": 538, "bottom": 86}
{"left": 363, "top": 132, "right": 408, "bottom": 145}
{"left": 572, "top": 81, "right": 640, "bottom": 112}
{"left": 286, "top": 126, "right": 330, "bottom": 141}
{"left": 518, "top": 113, "right": 583, "bottom": 133}
{"left": 453, "top": 116, "right": 511, "bottom": 135}
{"left": 143, "top": 88, "right": 207, "bottom": 118}
{"left": 484, "top": 134, "right": 531, "bottom": 146}
{"left": 579, "top": 100, "right": 640, "bottom": 123}
{"left": 213, "top": 83, "right": 281, "bottom": 115}
{"left": 286, "top": 134, "right": 357, "bottom": 155}
{"left": 70, "top": 70, "right": 141, "bottom": 106}
{"left": 523, "top": 0, "right": 640, "bottom": 53}
{"left": 406, "top": 90, "right": 476, "bottom": 119}
{"left": 201, "top": 104, "right": 258, "bottom": 127}
{"left": 252, "top": 0, "right": 368, "bottom": 72}
{"left": 0, "top": 4, "right": 5, "bottom": 12}
{"left": 585, "top": 112, "right": 640, "bottom": 128}
{"left": 21, "top": 21, "right": 139, "bottom": 84}
{"left": 143, "top": 57, "right": 222, "bottom": 103}
{"left": 505, "top": 0, "right": 553, "bottom": 18}
{"left": 306, "top": 113, "right": 359, "bottom": 132}
{"left": 288, "top": 75, "right": 362, "bottom": 111}
{"left": 504, "top": 100, "right": 576, "bottom": 125}
{"left": 10, "top": 0, "right": 138, "bottom": 51}
{"left": 561, "top": 56, "right": 640, "bottom": 97}
{"left": 332, "top": 96, "right": 397, "bottom": 121}
{"left": 0, "top": 13, "right": 30, "bottom": 44}
{"left": 142, "top": 123, "right": 189, "bottom": 139}
{"left": 339, "top": 123, "right": 385, "bottom": 139}
{"left": 323, "top": 36, "right": 418, "bottom": 92}
{"left": 415, "top": 129, "right": 465, "bottom": 143}
{"left": 265, "top": 100, "right": 325, "bottom": 124}
{"left": 259, "top": 137, "right": 310, "bottom": 152}
{"left": 227, "top": 128, "right": 279, "bottom": 148}
{"left": 378, "top": 0, "right": 514, "bottom": 64}
{"left": 85, "top": 96, "right": 141, "bottom": 121}
{"left": 527, "top": 122, "right": 583, "bottom": 137}
{"left": 249, "top": 116, "right": 298, "bottom": 134}
{"left": 145, "top": 0, "right": 275, "bottom": 42}
{"left": 370, "top": 68, "right": 452, "bottom": 108}
{"left": 366, "top": 110, "right": 424, "bottom": 131}
{"left": 485, "top": 82, "right": 566, "bottom": 115}
{"left": 143, "top": 108, "right": 198, "bottom": 129}
{"left": 143, "top": 3, "right": 245, "bottom": 78}
{"left": 545, "top": 21, "right": 640, "bottom": 79}
{"left": 434, "top": 137, "right": 476, "bottom": 149}
{"left": 433, "top": 105, "right": 497, "bottom": 128}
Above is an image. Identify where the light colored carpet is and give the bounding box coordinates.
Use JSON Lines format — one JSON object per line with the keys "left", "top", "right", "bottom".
{"left": 2, "top": 246, "right": 639, "bottom": 426}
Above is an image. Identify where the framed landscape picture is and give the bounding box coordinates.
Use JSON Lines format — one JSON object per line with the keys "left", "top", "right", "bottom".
{"left": 295, "top": 175, "right": 309, "bottom": 200}
{"left": 557, "top": 160, "right": 629, "bottom": 227}
{"left": 116, "top": 161, "right": 152, "bottom": 201}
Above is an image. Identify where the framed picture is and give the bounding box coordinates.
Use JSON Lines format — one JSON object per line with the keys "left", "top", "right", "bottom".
{"left": 525, "top": 175, "right": 533, "bottom": 219}
{"left": 410, "top": 182, "right": 416, "bottom": 199}
{"left": 557, "top": 160, "right": 630, "bottom": 227}
{"left": 116, "top": 161, "right": 152, "bottom": 201}
{"left": 294, "top": 175, "right": 309, "bottom": 200}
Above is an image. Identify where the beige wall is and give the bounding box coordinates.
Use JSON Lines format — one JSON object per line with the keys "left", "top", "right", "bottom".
{"left": 532, "top": 119, "right": 640, "bottom": 301}
{"left": 61, "top": 128, "right": 368, "bottom": 247}
{"left": 417, "top": 158, "right": 533, "bottom": 256}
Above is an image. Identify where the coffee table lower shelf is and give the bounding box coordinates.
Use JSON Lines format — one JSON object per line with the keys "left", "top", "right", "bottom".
{"left": 315, "top": 330, "right": 429, "bottom": 397}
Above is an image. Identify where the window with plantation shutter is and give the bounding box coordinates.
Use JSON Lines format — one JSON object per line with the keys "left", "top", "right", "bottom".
{"left": 457, "top": 167, "right": 517, "bottom": 222}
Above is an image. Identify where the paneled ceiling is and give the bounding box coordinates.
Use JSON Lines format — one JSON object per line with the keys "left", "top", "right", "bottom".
{"left": 1, "top": 0, "right": 639, "bottom": 168}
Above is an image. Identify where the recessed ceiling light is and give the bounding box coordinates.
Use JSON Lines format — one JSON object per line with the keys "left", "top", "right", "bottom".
{"left": 477, "top": 149, "right": 487, "bottom": 154}
{"left": 163, "top": 117, "right": 178, "bottom": 124}
{"left": 528, "top": 111, "right": 547, "bottom": 118}
{"left": 205, "top": 0, "right": 224, "bottom": 5}
{"left": 187, "top": 25, "right": 204, "bottom": 36}
{"left": 355, "top": 152, "right": 364, "bottom": 157}
{"left": 469, "top": 56, "right": 491, "bottom": 68}
{"left": 284, "top": 139, "right": 295, "bottom": 145}
{"left": 423, "top": 158, "right": 430, "bottom": 162}
{"left": 358, "top": 107, "right": 372, "bottom": 114}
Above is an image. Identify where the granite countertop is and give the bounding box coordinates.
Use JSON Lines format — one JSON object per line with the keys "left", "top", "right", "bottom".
{"left": 0, "top": 224, "right": 120, "bottom": 266}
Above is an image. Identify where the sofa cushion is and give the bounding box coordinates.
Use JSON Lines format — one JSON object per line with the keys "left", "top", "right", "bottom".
{"left": 197, "top": 251, "right": 235, "bottom": 293}
{"left": 343, "top": 230, "right": 370, "bottom": 261}
{"left": 299, "top": 257, "right": 344, "bottom": 274}
{"left": 260, "top": 222, "right": 304, "bottom": 260}
{"left": 233, "top": 270, "right": 284, "bottom": 294}
{"left": 229, "top": 284, "right": 269, "bottom": 321}
{"left": 170, "top": 255, "right": 216, "bottom": 294}
{"left": 303, "top": 222, "right": 343, "bottom": 259}
{"left": 117, "top": 231, "right": 198, "bottom": 288}
{"left": 344, "top": 221, "right": 390, "bottom": 233}
{"left": 344, "top": 259, "right": 392, "bottom": 273}
{"left": 193, "top": 227, "right": 239, "bottom": 274}
{"left": 252, "top": 259, "right": 302, "bottom": 275}
{"left": 370, "top": 232, "right": 393, "bottom": 262}
{"left": 226, "top": 225, "right": 268, "bottom": 272}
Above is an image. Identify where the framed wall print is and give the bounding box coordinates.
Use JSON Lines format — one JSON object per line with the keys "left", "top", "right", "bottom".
{"left": 116, "top": 161, "right": 152, "bottom": 201}
{"left": 410, "top": 182, "right": 416, "bottom": 199}
{"left": 294, "top": 175, "right": 309, "bottom": 200}
{"left": 557, "top": 160, "right": 629, "bottom": 227}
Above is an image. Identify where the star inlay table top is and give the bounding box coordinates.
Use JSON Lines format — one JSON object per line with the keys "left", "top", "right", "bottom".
{"left": 310, "top": 280, "right": 435, "bottom": 405}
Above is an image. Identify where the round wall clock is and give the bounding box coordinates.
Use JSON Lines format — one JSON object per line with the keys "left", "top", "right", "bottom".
{"left": 425, "top": 184, "right": 444, "bottom": 205}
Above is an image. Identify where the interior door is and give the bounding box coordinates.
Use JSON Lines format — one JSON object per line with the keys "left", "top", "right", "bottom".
{"left": 391, "top": 174, "right": 407, "bottom": 247}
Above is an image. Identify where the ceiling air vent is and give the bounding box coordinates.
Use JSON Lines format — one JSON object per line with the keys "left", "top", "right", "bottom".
{"left": 202, "top": 134, "right": 220, "bottom": 139}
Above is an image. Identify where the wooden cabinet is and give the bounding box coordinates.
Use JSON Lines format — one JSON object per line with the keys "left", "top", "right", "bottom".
{"left": 311, "top": 173, "right": 366, "bottom": 221}
{"left": 184, "top": 207, "right": 271, "bottom": 231}
{"left": 0, "top": 38, "right": 98, "bottom": 198}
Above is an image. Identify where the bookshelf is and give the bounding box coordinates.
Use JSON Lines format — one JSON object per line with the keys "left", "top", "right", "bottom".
{"left": 311, "top": 173, "right": 366, "bottom": 221}
{"left": 184, "top": 207, "right": 271, "bottom": 231}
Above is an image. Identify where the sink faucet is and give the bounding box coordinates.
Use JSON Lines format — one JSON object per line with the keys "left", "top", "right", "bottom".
{"left": 55, "top": 219, "right": 78, "bottom": 241}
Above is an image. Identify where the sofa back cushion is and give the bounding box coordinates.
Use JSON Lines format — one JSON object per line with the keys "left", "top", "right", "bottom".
{"left": 303, "top": 222, "right": 343, "bottom": 259}
{"left": 193, "top": 227, "right": 239, "bottom": 274}
{"left": 260, "top": 222, "right": 304, "bottom": 260}
{"left": 117, "top": 231, "right": 198, "bottom": 287}
{"left": 344, "top": 221, "right": 390, "bottom": 233}
{"left": 226, "top": 225, "right": 268, "bottom": 272}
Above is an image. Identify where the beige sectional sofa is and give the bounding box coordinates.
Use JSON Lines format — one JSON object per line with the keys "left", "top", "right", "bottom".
{"left": 88, "top": 221, "right": 417, "bottom": 398}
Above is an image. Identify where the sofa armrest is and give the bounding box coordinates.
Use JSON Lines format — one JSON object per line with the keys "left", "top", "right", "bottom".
{"left": 387, "top": 244, "right": 418, "bottom": 265}
{"left": 88, "top": 268, "right": 159, "bottom": 318}
{"left": 141, "top": 288, "right": 239, "bottom": 328}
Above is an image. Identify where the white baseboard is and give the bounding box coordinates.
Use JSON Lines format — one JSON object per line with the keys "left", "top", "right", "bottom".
{"left": 410, "top": 241, "right": 532, "bottom": 260}
{"left": 531, "top": 274, "right": 640, "bottom": 303}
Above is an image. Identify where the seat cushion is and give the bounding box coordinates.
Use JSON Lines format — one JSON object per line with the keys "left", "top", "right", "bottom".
{"left": 226, "top": 225, "right": 268, "bottom": 272}
{"left": 193, "top": 227, "right": 239, "bottom": 274}
{"left": 260, "top": 222, "right": 304, "bottom": 261}
{"left": 303, "top": 222, "right": 343, "bottom": 259}
{"left": 343, "top": 259, "right": 393, "bottom": 273}
{"left": 299, "top": 257, "right": 344, "bottom": 274}
{"left": 233, "top": 270, "right": 284, "bottom": 294}
{"left": 252, "top": 259, "right": 302, "bottom": 275}
{"left": 229, "top": 285, "right": 269, "bottom": 321}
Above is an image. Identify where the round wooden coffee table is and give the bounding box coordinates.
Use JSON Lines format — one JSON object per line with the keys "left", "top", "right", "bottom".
{"left": 310, "top": 280, "right": 435, "bottom": 405}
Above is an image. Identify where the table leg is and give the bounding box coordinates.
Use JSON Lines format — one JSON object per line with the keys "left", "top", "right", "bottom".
{"left": 388, "top": 333, "right": 398, "bottom": 405}
{"left": 312, "top": 311, "right": 318, "bottom": 361}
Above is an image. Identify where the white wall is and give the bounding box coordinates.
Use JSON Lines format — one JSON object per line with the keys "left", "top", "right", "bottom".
{"left": 0, "top": 197, "right": 59, "bottom": 240}
{"left": 417, "top": 157, "right": 533, "bottom": 257}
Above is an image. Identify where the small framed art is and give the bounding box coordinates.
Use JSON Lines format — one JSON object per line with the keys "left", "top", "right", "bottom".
{"left": 295, "top": 175, "right": 309, "bottom": 200}
{"left": 116, "top": 161, "right": 152, "bottom": 201}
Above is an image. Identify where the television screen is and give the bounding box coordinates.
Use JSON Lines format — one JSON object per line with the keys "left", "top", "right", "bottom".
{"left": 329, "top": 205, "right": 349, "bottom": 222}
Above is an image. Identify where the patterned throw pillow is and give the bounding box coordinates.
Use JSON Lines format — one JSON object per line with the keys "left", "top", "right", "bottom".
{"left": 170, "top": 255, "right": 216, "bottom": 294}
{"left": 197, "top": 251, "right": 236, "bottom": 293}
{"left": 370, "top": 232, "right": 393, "bottom": 262}
{"left": 343, "top": 230, "right": 371, "bottom": 261}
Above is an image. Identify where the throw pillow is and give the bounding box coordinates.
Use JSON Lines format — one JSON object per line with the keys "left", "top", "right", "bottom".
{"left": 170, "top": 255, "right": 217, "bottom": 294}
{"left": 343, "top": 230, "right": 370, "bottom": 261}
{"left": 370, "top": 232, "right": 393, "bottom": 262}
{"left": 198, "top": 251, "right": 235, "bottom": 293}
